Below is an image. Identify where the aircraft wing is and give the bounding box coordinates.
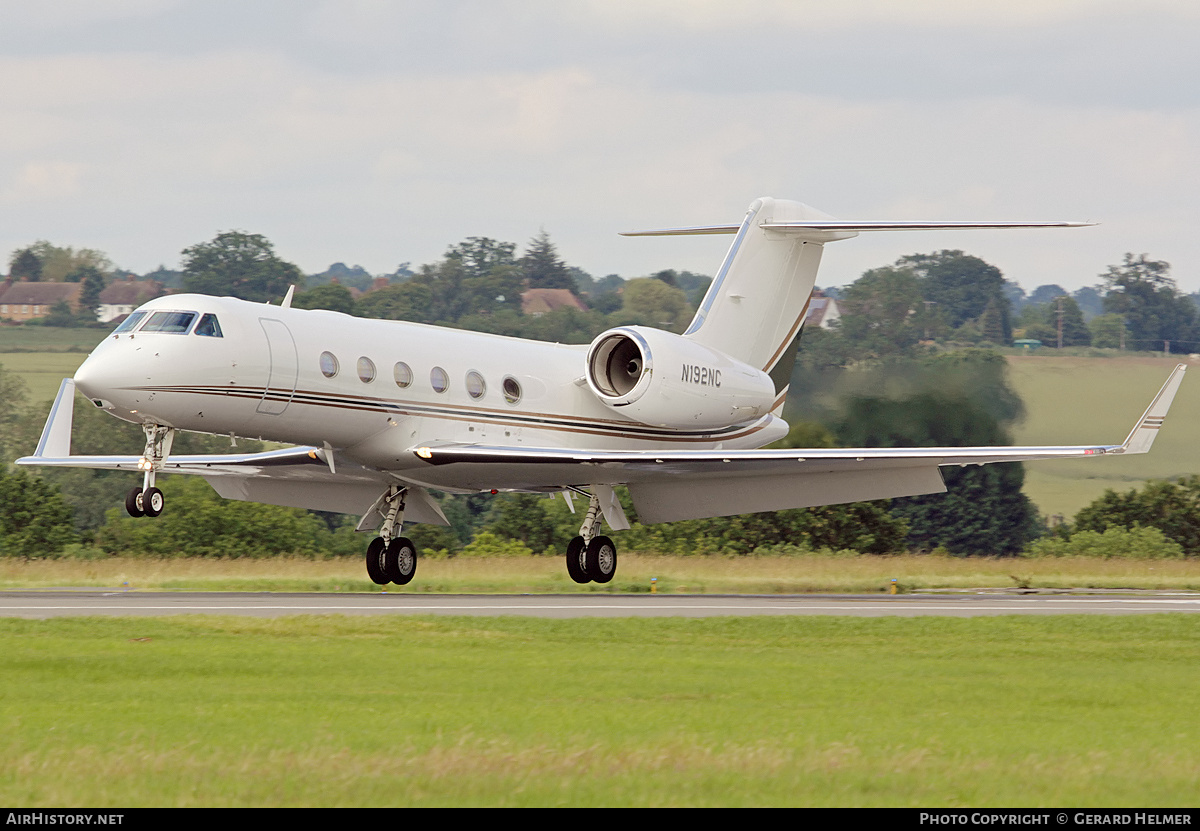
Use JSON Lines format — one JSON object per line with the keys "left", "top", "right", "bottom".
{"left": 16, "top": 365, "right": 1184, "bottom": 527}
{"left": 405, "top": 364, "right": 1186, "bottom": 523}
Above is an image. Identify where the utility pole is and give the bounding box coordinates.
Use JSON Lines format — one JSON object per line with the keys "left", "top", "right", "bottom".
{"left": 1056, "top": 296, "right": 1064, "bottom": 349}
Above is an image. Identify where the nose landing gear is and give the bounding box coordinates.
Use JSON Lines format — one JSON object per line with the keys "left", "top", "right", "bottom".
{"left": 124, "top": 485, "right": 164, "bottom": 518}
{"left": 124, "top": 425, "right": 174, "bottom": 519}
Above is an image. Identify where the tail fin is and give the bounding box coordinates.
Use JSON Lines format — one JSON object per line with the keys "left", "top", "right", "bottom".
{"left": 624, "top": 198, "right": 853, "bottom": 405}
{"left": 622, "top": 197, "right": 1093, "bottom": 408}
{"left": 683, "top": 199, "right": 842, "bottom": 377}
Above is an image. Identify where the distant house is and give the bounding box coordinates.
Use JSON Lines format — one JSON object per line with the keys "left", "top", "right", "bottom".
{"left": 97, "top": 279, "right": 164, "bottom": 323}
{"left": 0, "top": 280, "right": 83, "bottom": 322}
{"left": 521, "top": 288, "right": 586, "bottom": 317}
{"left": 805, "top": 291, "right": 840, "bottom": 329}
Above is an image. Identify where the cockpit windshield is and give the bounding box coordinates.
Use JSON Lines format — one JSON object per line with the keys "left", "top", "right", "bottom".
{"left": 112, "top": 311, "right": 147, "bottom": 334}
{"left": 140, "top": 311, "right": 197, "bottom": 334}
{"left": 194, "top": 313, "right": 223, "bottom": 338}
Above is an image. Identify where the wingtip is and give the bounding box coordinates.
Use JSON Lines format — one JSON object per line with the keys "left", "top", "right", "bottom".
{"left": 1121, "top": 363, "right": 1187, "bottom": 454}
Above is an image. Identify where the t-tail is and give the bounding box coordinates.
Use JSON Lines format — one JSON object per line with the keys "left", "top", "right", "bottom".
{"left": 623, "top": 197, "right": 1092, "bottom": 410}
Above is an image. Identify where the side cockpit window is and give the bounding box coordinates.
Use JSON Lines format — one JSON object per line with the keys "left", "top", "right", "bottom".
{"left": 194, "top": 313, "right": 223, "bottom": 338}
{"left": 112, "top": 311, "right": 147, "bottom": 334}
{"left": 141, "top": 311, "right": 197, "bottom": 334}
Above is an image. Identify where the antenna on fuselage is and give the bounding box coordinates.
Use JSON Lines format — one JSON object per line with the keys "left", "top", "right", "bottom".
{"left": 281, "top": 285, "right": 296, "bottom": 309}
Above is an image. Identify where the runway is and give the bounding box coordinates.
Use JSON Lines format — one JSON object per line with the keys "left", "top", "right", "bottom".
{"left": 1, "top": 590, "right": 1199, "bottom": 618}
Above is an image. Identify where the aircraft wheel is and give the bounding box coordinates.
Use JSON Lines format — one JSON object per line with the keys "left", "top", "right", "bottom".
{"left": 584, "top": 535, "right": 617, "bottom": 584}
{"left": 142, "top": 487, "right": 164, "bottom": 518}
{"left": 124, "top": 487, "right": 145, "bottom": 518}
{"left": 385, "top": 537, "right": 417, "bottom": 585}
{"left": 565, "top": 536, "right": 590, "bottom": 584}
{"left": 365, "top": 537, "right": 389, "bottom": 585}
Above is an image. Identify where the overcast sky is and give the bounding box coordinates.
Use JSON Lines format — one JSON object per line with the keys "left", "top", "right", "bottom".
{"left": 2, "top": 0, "right": 1198, "bottom": 293}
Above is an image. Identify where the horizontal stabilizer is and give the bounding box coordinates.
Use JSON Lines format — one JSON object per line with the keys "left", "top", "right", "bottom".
{"left": 622, "top": 220, "right": 1094, "bottom": 237}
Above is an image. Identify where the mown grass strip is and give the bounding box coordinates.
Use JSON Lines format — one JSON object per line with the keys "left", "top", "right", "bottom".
{"left": 5, "top": 554, "right": 1200, "bottom": 594}
{"left": 1, "top": 615, "right": 1197, "bottom": 806}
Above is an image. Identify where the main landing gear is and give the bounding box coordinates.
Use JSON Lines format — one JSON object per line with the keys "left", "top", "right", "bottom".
{"left": 566, "top": 491, "right": 617, "bottom": 584}
{"left": 365, "top": 486, "right": 417, "bottom": 586}
{"left": 124, "top": 424, "right": 174, "bottom": 519}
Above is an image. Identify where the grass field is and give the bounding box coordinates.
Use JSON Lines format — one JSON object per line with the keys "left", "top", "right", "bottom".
{"left": 4, "top": 554, "right": 1200, "bottom": 593}
{"left": 1006, "top": 355, "right": 1200, "bottom": 518}
{"left": 0, "top": 326, "right": 107, "bottom": 353}
{"left": 1, "top": 614, "right": 1196, "bottom": 807}
{"left": 0, "top": 352, "right": 91, "bottom": 403}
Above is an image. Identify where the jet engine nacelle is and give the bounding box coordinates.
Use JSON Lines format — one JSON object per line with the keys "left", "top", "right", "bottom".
{"left": 584, "top": 326, "right": 777, "bottom": 429}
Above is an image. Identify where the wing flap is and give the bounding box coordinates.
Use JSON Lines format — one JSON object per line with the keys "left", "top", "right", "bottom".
{"left": 629, "top": 466, "right": 947, "bottom": 524}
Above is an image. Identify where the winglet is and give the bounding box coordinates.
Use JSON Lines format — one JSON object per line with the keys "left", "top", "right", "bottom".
{"left": 31, "top": 378, "right": 76, "bottom": 458}
{"left": 1121, "top": 364, "right": 1187, "bottom": 454}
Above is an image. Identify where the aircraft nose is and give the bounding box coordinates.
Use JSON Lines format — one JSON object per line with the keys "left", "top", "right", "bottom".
{"left": 73, "top": 351, "right": 127, "bottom": 403}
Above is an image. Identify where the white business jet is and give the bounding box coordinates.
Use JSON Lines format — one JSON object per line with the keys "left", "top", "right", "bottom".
{"left": 17, "top": 198, "right": 1186, "bottom": 585}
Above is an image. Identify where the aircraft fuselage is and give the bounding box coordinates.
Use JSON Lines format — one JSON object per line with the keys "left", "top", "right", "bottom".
{"left": 73, "top": 294, "right": 785, "bottom": 478}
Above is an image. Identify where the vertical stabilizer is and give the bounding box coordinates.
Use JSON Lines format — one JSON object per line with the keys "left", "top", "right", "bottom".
{"left": 682, "top": 198, "right": 851, "bottom": 400}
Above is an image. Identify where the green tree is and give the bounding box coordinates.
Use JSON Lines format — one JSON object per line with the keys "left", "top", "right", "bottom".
{"left": 21, "top": 242, "right": 112, "bottom": 283}
{"left": 356, "top": 281, "right": 434, "bottom": 323}
{"left": 1072, "top": 477, "right": 1200, "bottom": 554}
{"left": 94, "top": 476, "right": 342, "bottom": 558}
{"left": 40, "top": 300, "right": 75, "bottom": 327}
{"left": 181, "top": 232, "right": 303, "bottom": 302}
{"left": 9, "top": 248, "right": 42, "bottom": 281}
{"left": 832, "top": 351, "right": 1037, "bottom": 555}
{"left": 901, "top": 250, "right": 1012, "bottom": 344}
{"left": 1101, "top": 254, "right": 1197, "bottom": 353}
{"left": 67, "top": 264, "right": 106, "bottom": 322}
{"left": 617, "top": 503, "right": 908, "bottom": 555}
{"left": 836, "top": 265, "right": 925, "bottom": 356}
{"left": 292, "top": 284, "right": 357, "bottom": 315}
{"left": 1017, "top": 297, "right": 1091, "bottom": 347}
{"left": 1088, "top": 313, "right": 1126, "bottom": 349}
{"left": 614, "top": 278, "right": 691, "bottom": 332}
{"left": 0, "top": 364, "right": 33, "bottom": 464}
{"left": 521, "top": 231, "right": 576, "bottom": 291}
{"left": 1055, "top": 296, "right": 1091, "bottom": 347}
{"left": 445, "top": 237, "right": 517, "bottom": 279}
{"left": 0, "top": 468, "right": 77, "bottom": 558}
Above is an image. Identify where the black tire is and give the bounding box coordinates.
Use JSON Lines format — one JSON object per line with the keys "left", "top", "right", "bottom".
{"left": 584, "top": 535, "right": 617, "bottom": 584}
{"left": 385, "top": 537, "right": 417, "bottom": 585}
{"left": 565, "top": 536, "right": 589, "bottom": 584}
{"left": 142, "top": 487, "right": 164, "bottom": 518}
{"left": 365, "top": 537, "right": 389, "bottom": 585}
{"left": 124, "top": 487, "right": 145, "bottom": 518}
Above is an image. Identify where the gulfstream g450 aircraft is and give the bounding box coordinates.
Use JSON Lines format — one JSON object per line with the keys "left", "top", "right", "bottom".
{"left": 17, "top": 198, "right": 1186, "bottom": 585}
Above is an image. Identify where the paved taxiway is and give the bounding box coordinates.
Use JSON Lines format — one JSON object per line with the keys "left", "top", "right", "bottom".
{"left": 1, "top": 590, "right": 1199, "bottom": 618}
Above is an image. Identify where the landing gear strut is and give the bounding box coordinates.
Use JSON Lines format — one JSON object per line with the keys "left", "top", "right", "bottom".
{"left": 366, "top": 486, "right": 417, "bottom": 586}
{"left": 124, "top": 424, "right": 173, "bottom": 519}
{"left": 566, "top": 490, "right": 617, "bottom": 584}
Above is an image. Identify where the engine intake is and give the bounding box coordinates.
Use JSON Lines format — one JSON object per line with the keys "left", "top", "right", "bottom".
{"left": 585, "top": 327, "right": 776, "bottom": 429}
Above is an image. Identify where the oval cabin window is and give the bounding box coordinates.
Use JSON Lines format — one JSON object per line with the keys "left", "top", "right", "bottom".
{"left": 320, "top": 351, "right": 339, "bottom": 378}
{"left": 430, "top": 366, "right": 449, "bottom": 394}
{"left": 502, "top": 376, "right": 522, "bottom": 405}
{"left": 357, "top": 356, "right": 376, "bottom": 383}
{"left": 466, "top": 370, "right": 486, "bottom": 400}
{"left": 393, "top": 362, "right": 413, "bottom": 388}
